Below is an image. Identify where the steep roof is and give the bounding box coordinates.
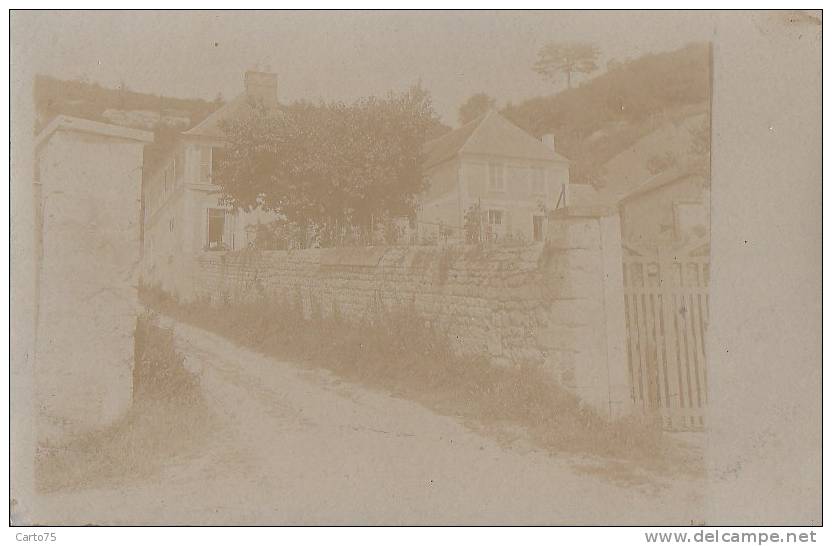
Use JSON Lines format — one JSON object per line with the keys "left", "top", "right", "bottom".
{"left": 597, "top": 112, "right": 708, "bottom": 200}
{"left": 422, "top": 112, "right": 487, "bottom": 168}
{"left": 422, "top": 110, "right": 569, "bottom": 169}
{"left": 618, "top": 164, "right": 706, "bottom": 204}
{"left": 183, "top": 94, "right": 284, "bottom": 139}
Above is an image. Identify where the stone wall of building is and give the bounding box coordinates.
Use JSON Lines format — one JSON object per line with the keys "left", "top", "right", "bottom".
{"left": 191, "top": 208, "right": 631, "bottom": 418}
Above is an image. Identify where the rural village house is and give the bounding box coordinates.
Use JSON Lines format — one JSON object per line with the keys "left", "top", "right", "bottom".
{"left": 416, "top": 110, "right": 571, "bottom": 243}
{"left": 141, "top": 74, "right": 582, "bottom": 300}
{"left": 141, "top": 70, "right": 279, "bottom": 299}
{"left": 588, "top": 110, "right": 710, "bottom": 249}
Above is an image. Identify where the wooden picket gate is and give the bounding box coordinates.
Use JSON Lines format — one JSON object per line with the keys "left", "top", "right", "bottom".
{"left": 622, "top": 238, "right": 710, "bottom": 430}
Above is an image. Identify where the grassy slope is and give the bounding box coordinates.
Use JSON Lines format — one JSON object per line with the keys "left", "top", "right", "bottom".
{"left": 502, "top": 43, "right": 711, "bottom": 183}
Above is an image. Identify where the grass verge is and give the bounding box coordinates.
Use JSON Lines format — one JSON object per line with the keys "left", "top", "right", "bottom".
{"left": 140, "top": 285, "right": 703, "bottom": 482}
{"left": 35, "top": 312, "right": 215, "bottom": 493}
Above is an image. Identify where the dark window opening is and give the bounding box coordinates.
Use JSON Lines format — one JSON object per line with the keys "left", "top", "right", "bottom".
{"left": 533, "top": 215, "right": 544, "bottom": 242}
{"left": 207, "top": 208, "right": 226, "bottom": 250}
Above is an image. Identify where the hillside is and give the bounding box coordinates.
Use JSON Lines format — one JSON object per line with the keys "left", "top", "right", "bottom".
{"left": 502, "top": 43, "right": 711, "bottom": 184}
{"left": 34, "top": 75, "right": 222, "bottom": 132}
{"left": 34, "top": 75, "right": 224, "bottom": 171}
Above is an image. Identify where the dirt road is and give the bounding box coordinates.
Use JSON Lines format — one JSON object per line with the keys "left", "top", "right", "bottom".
{"left": 31, "top": 317, "right": 705, "bottom": 525}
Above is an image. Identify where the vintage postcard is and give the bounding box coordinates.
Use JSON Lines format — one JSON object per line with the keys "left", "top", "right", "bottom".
{"left": 8, "top": 10, "right": 822, "bottom": 529}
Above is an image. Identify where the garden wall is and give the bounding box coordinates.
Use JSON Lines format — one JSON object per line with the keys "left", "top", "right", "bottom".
{"left": 191, "top": 208, "right": 631, "bottom": 418}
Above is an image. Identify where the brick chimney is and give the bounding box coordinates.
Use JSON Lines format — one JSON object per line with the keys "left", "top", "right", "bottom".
{"left": 542, "top": 133, "right": 556, "bottom": 151}
{"left": 244, "top": 70, "right": 278, "bottom": 107}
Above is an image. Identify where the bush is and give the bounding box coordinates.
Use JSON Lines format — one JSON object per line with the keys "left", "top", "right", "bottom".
{"left": 36, "top": 310, "right": 211, "bottom": 493}
{"left": 133, "top": 311, "right": 200, "bottom": 404}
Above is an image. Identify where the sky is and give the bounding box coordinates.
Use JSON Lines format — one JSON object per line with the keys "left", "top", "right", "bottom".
{"left": 13, "top": 10, "right": 716, "bottom": 125}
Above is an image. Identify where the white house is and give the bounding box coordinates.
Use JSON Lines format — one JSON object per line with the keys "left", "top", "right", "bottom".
{"left": 141, "top": 71, "right": 280, "bottom": 300}
{"left": 417, "top": 110, "right": 571, "bottom": 243}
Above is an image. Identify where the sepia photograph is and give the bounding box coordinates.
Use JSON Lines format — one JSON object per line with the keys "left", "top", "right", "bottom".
{"left": 7, "top": 8, "right": 822, "bottom": 532}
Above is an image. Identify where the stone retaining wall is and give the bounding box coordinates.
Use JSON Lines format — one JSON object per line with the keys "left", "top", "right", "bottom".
{"left": 191, "top": 209, "right": 631, "bottom": 417}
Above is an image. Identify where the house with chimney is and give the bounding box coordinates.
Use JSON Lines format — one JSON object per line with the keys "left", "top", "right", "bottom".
{"left": 141, "top": 70, "right": 280, "bottom": 299}
{"left": 417, "top": 110, "right": 571, "bottom": 243}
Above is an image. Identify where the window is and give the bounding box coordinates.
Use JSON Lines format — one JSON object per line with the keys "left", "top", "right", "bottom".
{"left": 488, "top": 163, "right": 504, "bottom": 192}
{"left": 533, "top": 215, "right": 545, "bottom": 242}
{"left": 487, "top": 210, "right": 503, "bottom": 225}
{"left": 207, "top": 208, "right": 225, "bottom": 249}
{"left": 199, "top": 146, "right": 212, "bottom": 184}
{"left": 530, "top": 167, "right": 545, "bottom": 195}
{"left": 207, "top": 208, "right": 235, "bottom": 250}
{"left": 212, "top": 147, "right": 226, "bottom": 181}
{"left": 169, "top": 216, "right": 175, "bottom": 233}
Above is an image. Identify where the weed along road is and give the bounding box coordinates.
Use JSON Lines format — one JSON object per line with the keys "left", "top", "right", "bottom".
{"left": 33, "top": 315, "right": 705, "bottom": 525}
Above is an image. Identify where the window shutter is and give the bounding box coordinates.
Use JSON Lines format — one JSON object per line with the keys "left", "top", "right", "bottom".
{"left": 200, "top": 147, "right": 212, "bottom": 184}
{"left": 224, "top": 210, "right": 236, "bottom": 250}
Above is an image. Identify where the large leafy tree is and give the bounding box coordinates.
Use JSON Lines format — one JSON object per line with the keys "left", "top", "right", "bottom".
{"left": 215, "top": 85, "right": 442, "bottom": 246}
{"left": 533, "top": 42, "right": 600, "bottom": 90}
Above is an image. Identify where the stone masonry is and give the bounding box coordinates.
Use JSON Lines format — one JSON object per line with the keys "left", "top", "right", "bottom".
{"left": 189, "top": 208, "right": 631, "bottom": 418}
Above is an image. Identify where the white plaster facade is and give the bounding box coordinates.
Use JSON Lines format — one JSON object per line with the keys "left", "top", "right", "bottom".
{"left": 418, "top": 111, "right": 571, "bottom": 243}
{"left": 141, "top": 71, "right": 278, "bottom": 301}
{"left": 34, "top": 116, "right": 153, "bottom": 445}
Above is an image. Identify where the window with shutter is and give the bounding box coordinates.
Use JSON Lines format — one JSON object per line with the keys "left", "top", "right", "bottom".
{"left": 199, "top": 146, "right": 212, "bottom": 184}
{"left": 488, "top": 163, "right": 504, "bottom": 192}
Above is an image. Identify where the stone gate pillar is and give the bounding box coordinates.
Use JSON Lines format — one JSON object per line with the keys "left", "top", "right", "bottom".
{"left": 545, "top": 206, "right": 632, "bottom": 419}
{"left": 34, "top": 116, "right": 153, "bottom": 446}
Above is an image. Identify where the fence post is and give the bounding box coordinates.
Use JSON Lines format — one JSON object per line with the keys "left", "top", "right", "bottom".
{"left": 546, "top": 205, "right": 633, "bottom": 419}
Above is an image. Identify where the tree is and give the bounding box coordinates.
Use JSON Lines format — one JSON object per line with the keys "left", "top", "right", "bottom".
{"left": 458, "top": 93, "right": 496, "bottom": 125}
{"left": 533, "top": 42, "right": 600, "bottom": 90}
{"left": 214, "top": 84, "right": 443, "bottom": 246}
{"left": 687, "top": 120, "right": 711, "bottom": 178}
